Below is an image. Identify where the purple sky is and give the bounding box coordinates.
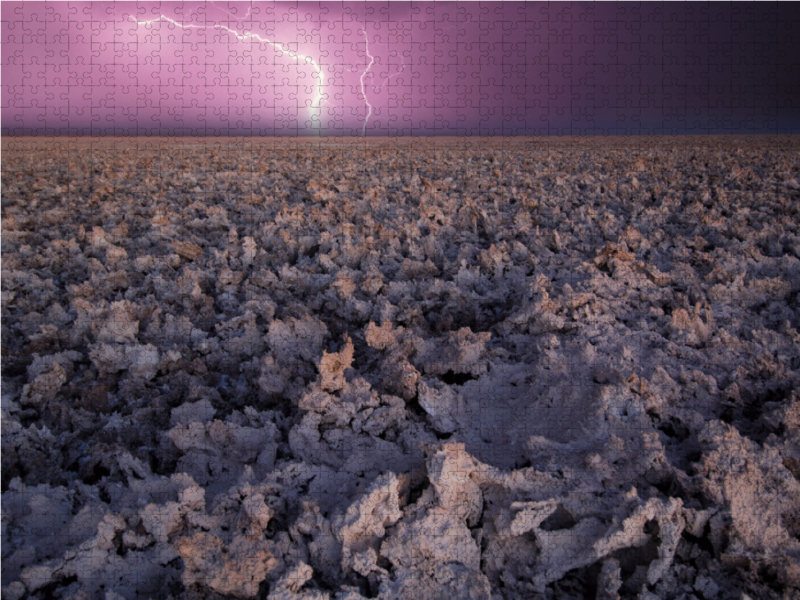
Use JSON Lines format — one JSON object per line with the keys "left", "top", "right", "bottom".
{"left": 3, "top": 1, "right": 800, "bottom": 136}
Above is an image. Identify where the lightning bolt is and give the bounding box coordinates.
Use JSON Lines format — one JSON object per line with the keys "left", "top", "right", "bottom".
{"left": 357, "top": 27, "right": 406, "bottom": 136}
{"left": 359, "top": 28, "right": 375, "bottom": 137}
{"left": 129, "top": 13, "right": 325, "bottom": 129}
{"left": 373, "top": 61, "right": 407, "bottom": 94}
{"left": 210, "top": 2, "right": 252, "bottom": 22}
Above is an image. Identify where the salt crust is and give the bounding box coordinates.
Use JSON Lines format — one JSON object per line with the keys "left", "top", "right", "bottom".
{"left": 3, "top": 137, "right": 800, "bottom": 600}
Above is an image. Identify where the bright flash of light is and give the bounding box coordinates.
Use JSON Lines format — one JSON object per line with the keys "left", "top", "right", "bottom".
{"left": 129, "top": 14, "right": 325, "bottom": 127}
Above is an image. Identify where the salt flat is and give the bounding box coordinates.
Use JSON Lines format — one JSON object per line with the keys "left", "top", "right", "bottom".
{"left": 2, "top": 135, "right": 800, "bottom": 600}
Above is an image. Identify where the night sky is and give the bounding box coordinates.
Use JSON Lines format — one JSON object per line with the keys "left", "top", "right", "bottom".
{"left": 3, "top": 1, "right": 800, "bottom": 136}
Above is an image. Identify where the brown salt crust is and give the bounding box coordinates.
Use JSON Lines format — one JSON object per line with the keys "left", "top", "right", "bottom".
{"left": 171, "top": 240, "right": 203, "bottom": 261}
{"left": 2, "top": 136, "right": 800, "bottom": 600}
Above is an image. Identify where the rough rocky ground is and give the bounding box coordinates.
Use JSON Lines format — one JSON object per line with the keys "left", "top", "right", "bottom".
{"left": 2, "top": 135, "right": 800, "bottom": 600}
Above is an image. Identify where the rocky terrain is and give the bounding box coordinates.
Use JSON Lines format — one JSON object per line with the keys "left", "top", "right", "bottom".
{"left": 2, "top": 135, "right": 800, "bottom": 600}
